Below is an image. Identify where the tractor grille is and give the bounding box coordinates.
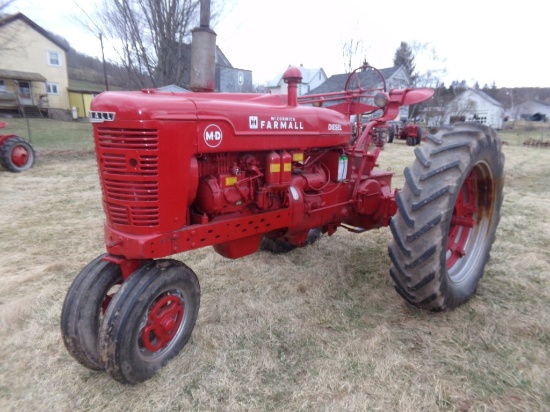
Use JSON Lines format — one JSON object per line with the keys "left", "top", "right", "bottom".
{"left": 102, "top": 153, "right": 159, "bottom": 175}
{"left": 97, "top": 127, "right": 160, "bottom": 227}
{"left": 105, "top": 203, "right": 160, "bottom": 227}
{"left": 97, "top": 127, "right": 158, "bottom": 150}
{"left": 104, "top": 178, "right": 159, "bottom": 202}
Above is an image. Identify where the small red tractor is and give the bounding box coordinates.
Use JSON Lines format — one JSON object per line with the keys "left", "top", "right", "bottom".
{"left": 0, "top": 121, "right": 35, "bottom": 172}
{"left": 387, "top": 118, "right": 423, "bottom": 146}
{"left": 61, "top": 66, "right": 504, "bottom": 384}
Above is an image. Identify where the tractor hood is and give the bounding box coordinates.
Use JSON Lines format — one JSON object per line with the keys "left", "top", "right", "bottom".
{"left": 90, "top": 90, "right": 352, "bottom": 138}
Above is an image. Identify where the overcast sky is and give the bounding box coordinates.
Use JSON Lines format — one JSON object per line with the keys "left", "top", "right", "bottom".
{"left": 6, "top": 0, "right": 548, "bottom": 88}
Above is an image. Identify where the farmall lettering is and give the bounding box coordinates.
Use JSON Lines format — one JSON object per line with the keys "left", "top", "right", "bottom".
{"left": 204, "top": 124, "right": 223, "bottom": 148}
{"left": 249, "top": 115, "right": 304, "bottom": 131}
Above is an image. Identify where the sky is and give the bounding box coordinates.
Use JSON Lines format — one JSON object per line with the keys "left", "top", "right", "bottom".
{"left": 5, "top": 0, "right": 549, "bottom": 88}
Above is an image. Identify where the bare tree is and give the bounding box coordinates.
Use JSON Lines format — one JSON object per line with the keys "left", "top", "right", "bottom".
{"left": 413, "top": 42, "right": 447, "bottom": 89}
{"left": 342, "top": 39, "right": 367, "bottom": 74}
{"left": 0, "top": 0, "right": 15, "bottom": 14}
{"left": 445, "top": 98, "right": 477, "bottom": 124}
{"left": 402, "top": 42, "right": 448, "bottom": 123}
{"left": 95, "top": 0, "right": 221, "bottom": 89}
{"left": 0, "top": 0, "right": 17, "bottom": 51}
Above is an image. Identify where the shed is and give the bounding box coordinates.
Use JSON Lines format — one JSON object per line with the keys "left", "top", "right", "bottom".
{"left": 444, "top": 89, "right": 504, "bottom": 129}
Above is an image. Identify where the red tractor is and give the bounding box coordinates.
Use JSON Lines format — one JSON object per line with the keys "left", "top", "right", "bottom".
{"left": 0, "top": 122, "right": 35, "bottom": 172}
{"left": 61, "top": 66, "right": 504, "bottom": 384}
{"left": 387, "top": 118, "right": 423, "bottom": 146}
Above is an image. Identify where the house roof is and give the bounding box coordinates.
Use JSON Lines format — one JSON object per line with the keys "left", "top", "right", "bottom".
{"left": 514, "top": 99, "right": 550, "bottom": 108}
{"left": 157, "top": 84, "right": 190, "bottom": 93}
{"left": 215, "top": 46, "right": 233, "bottom": 68}
{"left": 306, "top": 66, "right": 404, "bottom": 95}
{"left": 453, "top": 89, "right": 504, "bottom": 108}
{"left": 0, "top": 12, "right": 69, "bottom": 51}
{"left": 0, "top": 69, "right": 46, "bottom": 82}
{"left": 267, "top": 65, "right": 325, "bottom": 87}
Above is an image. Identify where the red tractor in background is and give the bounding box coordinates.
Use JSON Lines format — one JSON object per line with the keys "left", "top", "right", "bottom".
{"left": 0, "top": 121, "right": 35, "bottom": 172}
{"left": 60, "top": 66, "right": 505, "bottom": 384}
{"left": 387, "top": 118, "right": 423, "bottom": 146}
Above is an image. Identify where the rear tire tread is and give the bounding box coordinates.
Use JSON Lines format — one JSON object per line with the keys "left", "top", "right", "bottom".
{"left": 389, "top": 123, "right": 504, "bottom": 311}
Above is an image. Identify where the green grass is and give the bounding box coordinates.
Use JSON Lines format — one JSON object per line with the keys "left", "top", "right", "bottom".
{"left": 498, "top": 120, "right": 550, "bottom": 146}
{"left": 1, "top": 118, "right": 94, "bottom": 151}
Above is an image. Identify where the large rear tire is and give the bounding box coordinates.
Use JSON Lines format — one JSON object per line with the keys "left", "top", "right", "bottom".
{"left": 0, "top": 136, "right": 35, "bottom": 172}
{"left": 99, "top": 260, "right": 200, "bottom": 384}
{"left": 260, "top": 228, "right": 321, "bottom": 254}
{"left": 389, "top": 123, "right": 504, "bottom": 311}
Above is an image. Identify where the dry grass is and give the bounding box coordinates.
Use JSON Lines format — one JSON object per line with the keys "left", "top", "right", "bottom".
{"left": 1, "top": 135, "right": 549, "bottom": 411}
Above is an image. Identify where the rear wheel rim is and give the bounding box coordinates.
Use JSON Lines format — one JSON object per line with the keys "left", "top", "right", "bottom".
{"left": 446, "top": 161, "right": 494, "bottom": 284}
{"left": 11, "top": 145, "right": 30, "bottom": 167}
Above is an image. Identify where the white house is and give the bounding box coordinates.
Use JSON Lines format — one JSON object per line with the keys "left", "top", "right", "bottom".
{"left": 444, "top": 89, "right": 504, "bottom": 129}
{"left": 507, "top": 99, "right": 550, "bottom": 121}
{"left": 266, "top": 64, "right": 327, "bottom": 95}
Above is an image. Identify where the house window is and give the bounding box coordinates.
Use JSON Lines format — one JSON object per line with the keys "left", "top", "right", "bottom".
{"left": 47, "top": 50, "right": 61, "bottom": 66}
{"left": 471, "top": 114, "right": 487, "bottom": 124}
{"left": 0, "top": 80, "right": 6, "bottom": 92}
{"left": 46, "top": 82, "right": 59, "bottom": 94}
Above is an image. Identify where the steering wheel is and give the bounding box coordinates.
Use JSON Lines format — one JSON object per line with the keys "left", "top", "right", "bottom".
{"left": 344, "top": 66, "right": 388, "bottom": 120}
{"left": 344, "top": 65, "right": 387, "bottom": 94}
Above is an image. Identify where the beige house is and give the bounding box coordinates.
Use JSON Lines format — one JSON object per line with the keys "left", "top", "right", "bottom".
{"left": 0, "top": 13, "right": 70, "bottom": 118}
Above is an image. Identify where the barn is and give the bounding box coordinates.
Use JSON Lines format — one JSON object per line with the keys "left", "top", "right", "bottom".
{"left": 507, "top": 99, "right": 550, "bottom": 121}
{"left": 444, "top": 89, "right": 504, "bottom": 129}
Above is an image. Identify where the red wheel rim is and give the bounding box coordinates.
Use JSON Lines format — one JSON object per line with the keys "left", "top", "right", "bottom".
{"left": 447, "top": 170, "right": 477, "bottom": 269}
{"left": 11, "top": 145, "right": 30, "bottom": 167}
{"left": 141, "top": 294, "right": 185, "bottom": 352}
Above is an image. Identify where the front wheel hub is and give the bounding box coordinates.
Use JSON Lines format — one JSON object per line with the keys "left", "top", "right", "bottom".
{"left": 141, "top": 294, "right": 184, "bottom": 352}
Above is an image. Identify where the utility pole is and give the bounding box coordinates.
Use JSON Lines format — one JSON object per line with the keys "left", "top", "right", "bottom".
{"left": 73, "top": 2, "right": 109, "bottom": 91}
{"left": 99, "top": 33, "right": 109, "bottom": 91}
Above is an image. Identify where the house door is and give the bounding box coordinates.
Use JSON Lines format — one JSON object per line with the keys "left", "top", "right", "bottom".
{"left": 17, "top": 81, "right": 33, "bottom": 105}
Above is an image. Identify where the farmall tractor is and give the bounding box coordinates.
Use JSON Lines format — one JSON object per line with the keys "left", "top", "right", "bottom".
{"left": 61, "top": 66, "right": 504, "bottom": 384}
{"left": 0, "top": 121, "right": 35, "bottom": 172}
{"left": 387, "top": 118, "right": 423, "bottom": 146}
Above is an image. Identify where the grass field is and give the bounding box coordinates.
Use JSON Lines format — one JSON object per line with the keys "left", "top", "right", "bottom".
{"left": 0, "top": 119, "right": 549, "bottom": 411}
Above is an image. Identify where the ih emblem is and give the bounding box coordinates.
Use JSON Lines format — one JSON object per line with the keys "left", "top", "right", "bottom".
{"left": 204, "top": 124, "right": 223, "bottom": 148}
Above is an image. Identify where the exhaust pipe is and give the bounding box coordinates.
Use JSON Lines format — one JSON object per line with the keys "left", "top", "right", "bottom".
{"left": 190, "top": 0, "right": 217, "bottom": 92}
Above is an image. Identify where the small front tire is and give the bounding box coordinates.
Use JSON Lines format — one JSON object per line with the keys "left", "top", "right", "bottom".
{"left": 60, "top": 254, "right": 122, "bottom": 371}
{"left": 99, "top": 260, "right": 200, "bottom": 384}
